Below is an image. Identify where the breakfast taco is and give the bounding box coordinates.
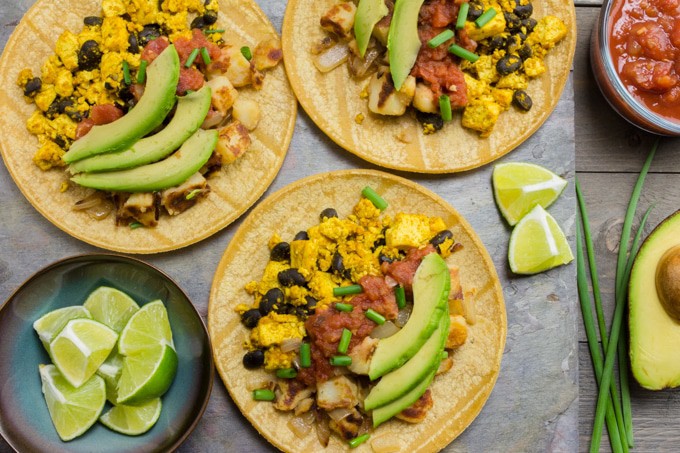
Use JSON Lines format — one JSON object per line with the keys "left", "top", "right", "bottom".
{"left": 282, "top": 0, "right": 576, "bottom": 173}
{"left": 0, "top": 0, "right": 297, "bottom": 253}
{"left": 209, "top": 169, "right": 506, "bottom": 451}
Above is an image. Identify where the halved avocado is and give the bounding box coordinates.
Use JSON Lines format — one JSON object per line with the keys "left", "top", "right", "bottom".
{"left": 63, "top": 45, "right": 180, "bottom": 163}
{"left": 629, "top": 210, "right": 680, "bottom": 390}
{"left": 387, "top": 0, "right": 426, "bottom": 90}
{"left": 354, "top": 0, "right": 389, "bottom": 57}
{"left": 70, "top": 129, "right": 217, "bottom": 192}
{"left": 368, "top": 252, "right": 449, "bottom": 380}
{"left": 69, "top": 86, "right": 212, "bottom": 173}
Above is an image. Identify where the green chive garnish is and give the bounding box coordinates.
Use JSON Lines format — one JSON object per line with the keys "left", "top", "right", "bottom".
{"left": 365, "top": 309, "right": 385, "bottom": 325}
{"left": 299, "top": 343, "right": 311, "bottom": 368}
{"left": 456, "top": 3, "right": 470, "bottom": 29}
{"left": 330, "top": 355, "right": 352, "bottom": 366}
{"left": 136, "top": 60, "right": 147, "bottom": 84}
{"left": 185, "top": 48, "right": 199, "bottom": 68}
{"left": 335, "top": 302, "right": 354, "bottom": 312}
{"left": 241, "top": 46, "right": 252, "bottom": 61}
{"left": 122, "top": 61, "right": 131, "bottom": 85}
{"left": 200, "top": 46, "right": 211, "bottom": 65}
{"left": 395, "top": 285, "right": 406, "bottom": 309}
{"left": 204, "top": 28, "right": 225, "bottom": 34}
{"left": 275, "top": 368, "right": 298, "bottom": 379}
{"left": 349, "top": 433, "right": 370, "bottom": 448}
{"left": 439, "top": 95, "right": 453, "bottom": 121}
{"left": 448, "top": 44, "right": 479, "bottom": 62}
{"left": 338, "top": 328, "right": 352, "bottom": 354}
{"left": 361, "top": 186, "right": 388, "bottom": 210}
{"left": 475, "top": 7, "right": 497, "bottom": 28}
{"left": 427, "top": 29, "right": 454, "bottom": 48}
{"left": 129, "top": 222, "right": 142, "bottom": 229}
{"left": 185, "top": 188, "right": 202, "bottom": 200}
{"left": 440, "top": 350, "right": 448, "bottom": 360}
{"left": 333, "top": 285, "right": 363, "bottom": 297}
{"left": 253, "top": 389, "right": 276, "bottom": 401}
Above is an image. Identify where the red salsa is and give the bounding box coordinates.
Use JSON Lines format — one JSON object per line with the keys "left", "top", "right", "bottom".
{"left": 609, "top": 0, "right": 680, "bottom": 122}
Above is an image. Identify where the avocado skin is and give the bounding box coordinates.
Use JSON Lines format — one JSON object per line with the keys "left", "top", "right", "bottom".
{"left": 629, "top": 210, "right": 680, "bottom": 390}
{"left": 69, "top": 86, "right": 212, "bottom": 174}
{"left": 354, "top": 0, "right": 389, "bottom": 57}
{"left": 387, "top": 0, "right": 426, "bottom": 90}
{"left": 63, "top": 45, "right": 181, "bottom": 163}
{"left": 70, "top": 129, "right": 217, "bottom": 192}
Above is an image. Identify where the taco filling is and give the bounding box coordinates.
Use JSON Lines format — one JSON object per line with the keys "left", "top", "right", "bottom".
{"left": 313, "top": 0, "right": 567, "bottom": 136}
{"left": 16, "top": 0, "right": 282, "bottom": 228}
{"left": 236, "top": 188, "right": 478, "bottom": 448}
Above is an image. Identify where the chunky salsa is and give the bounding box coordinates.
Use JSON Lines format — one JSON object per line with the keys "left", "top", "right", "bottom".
{"left": 609, "top": 0, "right": 680, "bottom": 121}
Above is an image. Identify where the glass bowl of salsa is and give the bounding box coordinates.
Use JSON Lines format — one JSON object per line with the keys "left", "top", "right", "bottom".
{"left": 591, "top": 0, "right": 680, "bottom": 136}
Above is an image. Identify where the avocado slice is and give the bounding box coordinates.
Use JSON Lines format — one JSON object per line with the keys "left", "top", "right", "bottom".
{"left": 69, "top": 86, "right": 212, "bottom": 174}
{"left": 70, "top": 129, "right": 217, "bottom": 192}
{"left": 387, "top": 0, "right": 426, "bottom": 90}
{"left": 63, "top": 45, "right": 181, "bottom": 164}
{"left": 368, "top": 252, "right": 450, "bottom": 380}
{"left": 629, "top": 210, "right": 680, "bottom": 390}
{"left": 364, "top": 313, "right": 449, "bottom": 410}
{"left": 354, "top": 0, "right": 389, "bottom": 57}
{"left": 372, "top": 368, "right": 435, "bottom": 427}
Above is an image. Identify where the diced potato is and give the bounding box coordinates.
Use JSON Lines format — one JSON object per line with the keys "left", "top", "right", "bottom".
{"left": 446, "top": 315, "right": 468, "bottom": 349}
{"left": 253, "top": 38, "right": 283, "bottom": 71}
{"left": 207, "top": 45, "right": 252, "bottom": 87}
{"left": 119, "top": 192, "right": 158, "bottom": 227}
{"left": 320, "top": 2, "right": 357, "bottom": 39}
{"left": 160, "top": 172, "right": 208, "bottom": 215}
{"left": 206, "top": 76, "right": 239, "bottom": 115}
{"left": 316, "top": 375, "right": 359, "bottom": 410}
{"left": 413, "top": 83, "right": 438, "bottom": 113}
{"left": 215, "top": 120, "right": 251, "bottom": 164}
{"left": 274, "top": 380, "right": 314, "bottom": 411}
{"left": 367, "top": 69, "right": 415, "bottom": 116}
{"left": 372, "top": 19, "right": 390, "bottom": 46}
{"left": 232, "top": 98, "right": 261, "bottom": 131}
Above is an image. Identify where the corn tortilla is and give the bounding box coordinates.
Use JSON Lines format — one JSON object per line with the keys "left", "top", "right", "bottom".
{"left": 208, "top": 169, "right": 507, "bottom": 452}
{"left": 0, "top": 0, "right": 297, "bottom": 253}
{"left": 282, "top": 0, "right": 576, "bottom": 173}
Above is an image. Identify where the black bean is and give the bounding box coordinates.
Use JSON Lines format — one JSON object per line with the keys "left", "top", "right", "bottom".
{"left": 190, "top": 16, "right": 206, "bottom": 29}
{"left": 496, "top": 54, "right": 522, "bottom": 75}
{"left": 54, "top": 136, "right": 66, "bottom": 148}
{"left": 504, "top": 12, "right": 522, "bottom": 31}
{"left": 128, "top": 33, "right": 139, "bottom": 53}
{"left": 305, "top": 296, "right": 318, "bottom": 313}
{"left": 513, "top": 31, "right": 528, "bottom": 42}
{"left": 270, "top": 242, "right": 291, "bottom": 262}
{"left": 260, "top": 288, "right": 284, "bottom": 315}
{"left": 487, "top": 34, "right": 507, "bottom": 51}
{"left": 293, "top": 231, "right": 309, "bottom": 241}
{"left": 294, "top": 307, "right": 307, "bottom": 319}
{"left": 203, "top": 11, "right": 218, "bottom": 25}
{"left": 514, "top": 2, "right": 533, "bottom": 19}
{"left": 430, "top": 230, "right": 454, "bottom": 253}
{"left": 83, "top": 16, "right": 102, "bottom": 27}
{"left": 241, "top": 309, "right": 262, "bottom": 328}
{"left": 518, "top": 43, "right": 532, "bottom": 60}
{"left": 275, "top": 303, "right": 295, "bottom": 315}
{"left": 320, "top": 208, "right": 338, "bottom": 220}
{"left": 278, "top": 268, "right": 307, "bottom": 287}
{"left": 467, "top": 1, "right": 484, "bottom": 20}
{"left": 46, "top": 97, "right": 74, "bottom": 117}
{"left": 23, "top": 77, "right": 41, "bottom": 97}
{"left": 378, "top": 253, "right": 394, "bottom": 264}
{"left": 138, "top": 24, "right": 162, "bottom": 47}
{"left": 78, "top": 40, "right": 102, "bottom": 71}
{"left": 521, "top": 18, "right": 537, "bottom": 33}
{"left": 415, "top": 110, "right": 444, "bottom": 131}
{"left": 331, "top": 252, "right": 346, "bottom": 275}
{"left": 243, "top": 349, "right": 265, "bottom": 369}
{"left": 512, "top": 90, "right": 533, "bottom": 111}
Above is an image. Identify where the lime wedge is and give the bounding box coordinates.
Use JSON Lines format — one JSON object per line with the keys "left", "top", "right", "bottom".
{"left": 508, "top": 204, "right": 574, "bottom": 275}
{"left": 83, "top": 286, "right": 140, "bottom": 333}
{"left": 100, "top": 398, "right": 162, "bottom": 435}
{"left": 33, "top": 306, "right": 92, "bottom": 354}
{"left": 118, "top": 300, "right": 174, "bottom": 355}
{"left": 493, "top": 162, "right": 567, "bottom": 226}
{"left": 50, "top": 318, "right": 118, "bottom": 388}
{"left": 116, "top": 345, "right": 178, "bottom": 405}
{"left": 39, "top": 364, "right": 106, "bottom": 441}
{"left": 97, "top": 350, "right": 124, "bottom": 404}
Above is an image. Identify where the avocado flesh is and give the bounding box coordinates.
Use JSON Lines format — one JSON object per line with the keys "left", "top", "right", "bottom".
{"left": 368, "top": 252, "right": 450, "bottom": 380}
{"left": 63, "top": 45, "right": 180, "bottom": 163}
{"left": 354, "top": 0, "right": 389, "bottom": 57}
{"left": 387, "top": 0, "right": 426, "bottom": 90}
{"left": 69, "top": 86, "right": 211, "bottom": 173}
{"left": 71, "top": 129, "right": 217, "bottom": 192}
{"left": 364, "top": 313, "right": 449, "bottom": 410}
{"left": 629, "top": 210, "right": 680, "bottom": 390}
{"left": 372, "top": 368, "right": 435, "bottom": 427}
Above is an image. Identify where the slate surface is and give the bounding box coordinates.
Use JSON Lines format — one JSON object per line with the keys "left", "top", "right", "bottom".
{"left": 0, "top": 1, "right": 577, "bottom": 451}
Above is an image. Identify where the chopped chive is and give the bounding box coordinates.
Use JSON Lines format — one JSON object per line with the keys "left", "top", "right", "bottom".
{"left": 136, "top": 60, "right": 148, "bottom": 84}
{"left": 122, "top": 61, "right": 131, "bottom": 85}
{"left": 456, "top": 2, "right": 470, "bottom": 29}
{"left": 448, "top": 44, "right": 479, "bottom": 62}
{"left": 204, "top": 28, "right": 225, "bottom": 34}
{"left": 439, "top": 95, "right": 453, "bottom": 121}
{"left": 200, "top": 46, "right": 211, "bottom": 65}
{"left": 361, "top": 186, "right": 388, "bottom": 210}
{"left": 349, "top": 433, "right": 370, "bottom": 448}
{"left": 338, "top": 328, "right": 352, "bottom": 354}
{"left": 241, "top": 46, "right": 252, "bottom": 61}
{"left": 427, "top": 29, "right": 454, "bottom": 48}
{"left": 330, "top": 355, "right": 352, "bottom": 366}
{"left": 253, "top": 388, "right": 276, "bottom": 401}
{"left": 185, "top": 48, "right": 199, "bottom": 68}
{"left": 185, "top": 188, "right": 202, "bottom": 200}
{"left": 333, "top": 285, "right": 363, "bottom": 297}
{"left": 299, "top": 342, "right": 311, "bottom": 368}
{"left": 334, "top": 302, "right": 354, "bottom": 312}
{"left": 129, "top": 222, "right": 142, "bottom": 229}
{"left": 475, "top": 7, "right": 497, "bottom": 28}
{"left": 275, "top": 368, "right": 298, "bottom": 379}
{"left": 365, "top": 309, "right": 385, "bottom": 325}
{"left": 395, "top": 285, "right": 406, "bottom": 309}
{"left": 440, "top": 350, "right": 448, "bottom": 360}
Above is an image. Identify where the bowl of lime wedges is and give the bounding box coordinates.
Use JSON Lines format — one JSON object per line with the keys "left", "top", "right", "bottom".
{"left": 0, "top": 254, "right": 213, "bottom": 453}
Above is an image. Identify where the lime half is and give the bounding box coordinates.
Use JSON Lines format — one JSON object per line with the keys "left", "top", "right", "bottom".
{"left": 100, "top": 398, "right": 162, "bottom": 435}
{"left": 493, "top": 162, "right": 567, "bottom": 226}
{"left": 118, "top": 300, "right": 174, "bottom": 355}
{"left": 508, "top": 205, "right": 573, "bottom": 275}
{"left": 33, "top": 306, "right": 91, "bottom": 354}
{"left": 39, "top": 364, "right": 106, "bottom": 441}
{"left": 84, "top": 286, "right": 140, "bottom": 333}
{"left": 116, "top": 345, "right": 178, "bottom": 405}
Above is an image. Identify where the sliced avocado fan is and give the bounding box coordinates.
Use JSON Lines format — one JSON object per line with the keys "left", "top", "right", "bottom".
{"left": 387, "top": 0, "right": 426, "bottom": 90}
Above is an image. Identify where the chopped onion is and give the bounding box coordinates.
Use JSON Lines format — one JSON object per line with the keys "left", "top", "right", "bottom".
{"left": 86, "top": 200, "right": 113, "bottom": 220}
{"left": 73, "top": 193, "right": 103, "bottom": 210}
{"left": 348, "top": 45, "right": 382, "bottom": 79}
{"left": 288, "top": 415, "right": 313, "bottom": 438}
{"left": 311, "top": 36, "right": 337, "bottom": 55}
{"left": 281, "top": 337, "right": 302, "bottom": 353}
{"left": 315, "top": 410, "right": 331, "bottom": 447}
{"left": 73, "top": 192, "right": 113, "bottom": 220}
{"left": 396, "top": 304, "right": 412, "bottom": 327}
{"left": 384, "top": 275, "right": 398, "bottom": 288}
{"left": 370, "top": 321, "right": 399, "bottom": 339}
{"left": 328, "top": 407, "right": 352, "bottom": 422}
{"left": 313, "top": 43, "right": 349, "bottom": 73}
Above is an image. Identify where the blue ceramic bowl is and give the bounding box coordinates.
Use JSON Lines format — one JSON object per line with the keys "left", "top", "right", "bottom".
{"left": 0, "top": 254, "right": 213, "bottom": 452}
